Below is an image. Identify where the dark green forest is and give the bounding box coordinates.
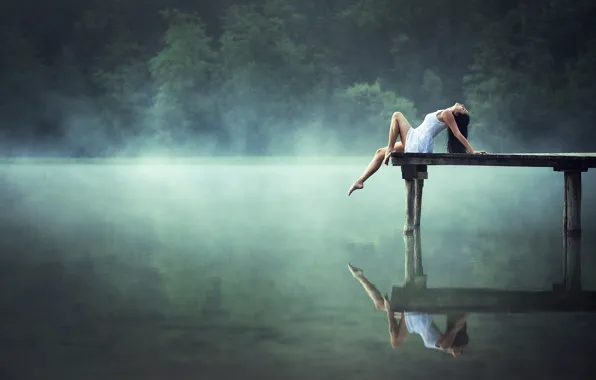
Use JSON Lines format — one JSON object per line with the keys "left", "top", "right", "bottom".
{"left": 1, "top": 0, "right": 595, "bottom": 156}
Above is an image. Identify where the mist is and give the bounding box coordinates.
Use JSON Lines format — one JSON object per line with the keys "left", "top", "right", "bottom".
{"left": 1, "top": 1, "right": 596, "bottom": 157}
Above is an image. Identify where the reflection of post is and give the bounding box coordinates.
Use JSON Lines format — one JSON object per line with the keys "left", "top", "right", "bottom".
{"left": 413, "top": 226, "right": 427, "bottom": 288}
{"left": 563, "top": 171, "right": 582, "bottom": 291}
{"left": 412, "top": 178, "right": 426, "bottom": 286}
{"left": 404, "top": 178, "right": 415, "bottom": 233}
{"left": 414, "top": 178, "right": 424, "bottom": 227}
{"left": 402, "top": 165, "right": 428, "bottom": 288}
{"left": 403, "top": 231, "right": 415, "bottom": 283}
{"left": 403, "top": 177, "right": 415, "bottom": 283}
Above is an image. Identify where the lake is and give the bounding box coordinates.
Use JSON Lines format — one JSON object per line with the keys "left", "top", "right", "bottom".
{"left": 1, "top": 157, "right": 595, "bottom": 379}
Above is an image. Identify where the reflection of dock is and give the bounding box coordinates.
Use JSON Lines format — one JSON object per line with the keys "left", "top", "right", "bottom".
{"left": 389, "top": 153, "right": 596, "bottom": 313}
{"left": 391, "top": 287, "right": 596, "bottom": 313}
{"left": 391, "top": 228, "right": 596, "bottom": 312}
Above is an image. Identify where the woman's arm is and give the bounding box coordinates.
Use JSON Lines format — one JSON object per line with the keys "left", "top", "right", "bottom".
{"left": 436, "top": 324, "right": 461, "bottom": 349}
{"left": 439, "top": 110, "right": 484, "bottom": 154}
{"left": 436, "top": 314, "right": 467, "bottom": 349}
{"left": 387, "top": 310, "right": 408, "bottom": 347}
{"left": 383, "top": 295, "right": 408, "bottom": 347}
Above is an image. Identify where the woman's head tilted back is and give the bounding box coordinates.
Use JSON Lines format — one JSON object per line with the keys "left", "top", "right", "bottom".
{"left": 446, "top": 103, "right": 470, "bottom": 154}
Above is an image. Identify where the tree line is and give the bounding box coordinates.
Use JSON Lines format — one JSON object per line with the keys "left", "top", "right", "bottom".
{"left": 1, "top": 0, "right": 594, "bottom": 155}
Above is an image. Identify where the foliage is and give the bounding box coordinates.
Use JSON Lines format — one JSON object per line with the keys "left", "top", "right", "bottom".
{"left": 2, "top": 0, "right": 595, "bottom": 154}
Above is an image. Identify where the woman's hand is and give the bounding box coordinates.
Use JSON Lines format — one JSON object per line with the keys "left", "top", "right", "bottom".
{"left": 472, "top": 150, "right": 488, "bottom": 154}
{"left": 383, "top": 293, "right": 392, "bottom": 312}
{"left": 454, "top": 313, "right": 468, "bottom": 329}
{"left": 383, "top": 149, "right": 394, "bottom": 165}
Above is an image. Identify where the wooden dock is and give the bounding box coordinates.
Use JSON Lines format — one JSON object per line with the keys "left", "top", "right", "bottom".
{"left": 390, "top": 152, "right": 596, "bottom": 170}
{"left": 389, "top": 152, "right": 596, "bottom": 313}
{"left": 390, "top": 287, "right": 596, "bottom": 313}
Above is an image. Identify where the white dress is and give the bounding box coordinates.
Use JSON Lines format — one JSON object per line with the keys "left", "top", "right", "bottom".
{"left": 403, "top": 312, "right": 443, "bottom": 350}
{"left": 404, "top": 110, "right": 447, "bottom": 153}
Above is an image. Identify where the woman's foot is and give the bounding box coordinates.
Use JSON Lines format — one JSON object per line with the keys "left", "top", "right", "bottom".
{"left": 348, "top": 181, "right": 364, "bottom": 196}
{"left": 348, "top": 262, "right": 364, "bottom": 278}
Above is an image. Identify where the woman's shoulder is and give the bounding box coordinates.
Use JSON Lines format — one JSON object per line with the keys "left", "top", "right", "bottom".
{"left": 434, "top": 109, "right": 448, "bottom": 122}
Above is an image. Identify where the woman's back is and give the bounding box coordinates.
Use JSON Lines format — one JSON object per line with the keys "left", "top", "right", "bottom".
{"left": 404, "top": 110, "right": 446, "bottom": 153}
{"left": 403, "top": 312, "right": 443, "bottom": 350}
{"left": 418, "top": 110, "right": 447, "bottom": 138}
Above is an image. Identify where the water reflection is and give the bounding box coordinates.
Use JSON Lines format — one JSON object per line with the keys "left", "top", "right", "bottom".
{"left": 393, "top": 223, "right": 596, "bottom": 313}
{"left": 349, "top": 202, "right": 595, "bottom": 361}
{"left": 2, "top": 161, "right": 596, "bottom": 379}
{"left": 348, "top": 262, "right": 469, "bottom": 358}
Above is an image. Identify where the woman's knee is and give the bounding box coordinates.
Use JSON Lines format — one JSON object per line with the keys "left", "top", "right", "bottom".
{"left": 375, "top": 301, "right": 386, "bottom": 311}
{"left": 393, "top": 142, "right": 404, "bottom": 152}
{"left": 392, "top": 111, "right": 404, "bottom": 120}
{"left": 375, "top": 147, "right": 386, "bottom": 156}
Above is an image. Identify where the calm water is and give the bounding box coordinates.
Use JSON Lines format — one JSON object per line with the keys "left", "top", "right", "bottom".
{"left": 1, "top": 158, "right": 595, "bottom": 380}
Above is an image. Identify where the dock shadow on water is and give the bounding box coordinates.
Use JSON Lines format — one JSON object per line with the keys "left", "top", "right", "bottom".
{"left": 1, "top": 158, "right": 596, "bottom": 380}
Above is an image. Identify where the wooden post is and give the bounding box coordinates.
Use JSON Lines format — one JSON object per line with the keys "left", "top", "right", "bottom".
{"left": 563, "top": 170, "right": 582, "bottom": 291}
{"left": 401, "top": 165, "right": 427, "bottom": 232}
{"left": 401, "top": 165, "right": 428, "bottom": 288}
{"left": 404, "top": 228, "right": 415, "bottom": 283}
{"left": 403, "top": 228, "right": 426, "bottom": 288}
{"left": 414, "top": 178, "right": 424, "bottom": 227}
{"left": 403, "top": 178, "right": 415, "bottom": 233}
{"left": 403, "top": 177, "right": 415, "bottom": 283}
{"left": 564, "top": 242, "right": 582, "bottom": 291}
{"left": 413, "top": 227, "right": 427, "bottom": 288}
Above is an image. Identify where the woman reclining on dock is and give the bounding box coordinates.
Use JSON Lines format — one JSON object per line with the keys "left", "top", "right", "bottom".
{"left": 348, "top": 103, "right": 487, "bottom": 196}
{"left": 348, "top": 263, "right": 469, "bottom": 358}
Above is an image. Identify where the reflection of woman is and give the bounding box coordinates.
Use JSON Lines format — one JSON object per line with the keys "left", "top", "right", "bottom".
{"left": 348, "top": 263, "right": 468, "bottom": 358}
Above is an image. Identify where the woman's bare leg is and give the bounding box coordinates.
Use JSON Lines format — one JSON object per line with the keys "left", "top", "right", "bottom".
{"left": 348, "top": 263, "right": 386, "bottom": 311}
{"left": 348, "top": 112, "right": 412, "bottom": 196}
{"left": 348, "top": 142, "right": 403, "bottom": 196}
{"left": 383, "top": 111, "right": 412, "bottom": 165}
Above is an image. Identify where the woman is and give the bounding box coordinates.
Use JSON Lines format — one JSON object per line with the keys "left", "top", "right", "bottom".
{"left": 348, "top": 103, "right": 487, "bottom": 196}
{"left": 348, "top": 263, "right": 469, "bottom": 358}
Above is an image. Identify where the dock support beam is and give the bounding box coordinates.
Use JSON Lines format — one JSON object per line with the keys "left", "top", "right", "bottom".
{"left": 563, "top": 170, "right": 582, "bottom": 291}
{"left": 552, "top": 168, "right": 584, "bottom": 292}
{"left": 402, "top": 165, "right": 427, "bottom": 288}
{"left": 414, "top": 176, "right": 424, "bottom": 228}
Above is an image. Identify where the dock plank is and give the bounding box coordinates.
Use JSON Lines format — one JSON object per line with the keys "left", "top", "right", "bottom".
{"left": 390, "top": 287, "right": 596, "bottom": 313}
{"left": 391, "top": 152, "right": 596, "bottom": 169}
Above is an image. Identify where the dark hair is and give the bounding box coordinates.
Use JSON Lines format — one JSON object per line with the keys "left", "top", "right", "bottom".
{"left": 446, "top": 314, "right": 469, "bottom": 348}
{"left": 446, "top": 112, "right": 470, "bottom": 153}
